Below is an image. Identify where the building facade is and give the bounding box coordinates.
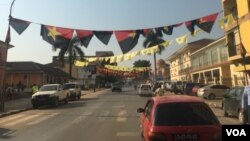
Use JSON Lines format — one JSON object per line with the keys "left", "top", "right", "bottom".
{"left": 222, "top": 0, "right": 250, "bottom": 85}
{"left": 190, "top": 37, "right": 233, "bottom": 86}
{"left": 167, "top": 39, "right": 215, "bottom": 81}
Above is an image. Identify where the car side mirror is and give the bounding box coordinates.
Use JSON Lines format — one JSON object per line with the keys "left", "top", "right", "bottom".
{"left": 137, "top": 108, "right": 145, "bottom": 113}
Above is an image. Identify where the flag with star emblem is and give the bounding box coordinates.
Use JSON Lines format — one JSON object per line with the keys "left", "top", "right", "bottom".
{"left": 40, "top": 25, "right": 74, "bottom": 48}
{"left": 114, "top": 30, "right": 140, "bottom": 54}
{"left": 10, "top": 17, "right": 31, "bottom": 35}
{"left": 185, "top": 12, "right": 218, "bottom": 34}
{"left": 93, "top": 31, "right": 113, "bottom": 45}
{"left": 76, "top": 30, "right": 94, "bottom": 48}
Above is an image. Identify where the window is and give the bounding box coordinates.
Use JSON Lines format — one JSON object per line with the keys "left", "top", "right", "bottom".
{"left": 144, "top": 100, "right": 154, "bottom": 117}
{"left": 154, "top": 102, "right": 219, "bottom": 126}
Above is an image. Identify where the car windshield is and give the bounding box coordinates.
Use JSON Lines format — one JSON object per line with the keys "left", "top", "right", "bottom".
{"left": 39, "top": 85, "right": 58, "bottom": 91}
{"left": 154, "top": 102, "right": 219, "bottom": 126}
{"left": 63, "top": 84, "right": 75, "bottom": 89}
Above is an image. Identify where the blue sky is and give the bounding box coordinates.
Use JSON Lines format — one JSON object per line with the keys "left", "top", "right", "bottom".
{"left": 0, "top": 0, "right": 224, "bottom": 66}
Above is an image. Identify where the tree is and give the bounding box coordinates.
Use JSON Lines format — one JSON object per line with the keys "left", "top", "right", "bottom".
{"left": 133, "top": 59, "right": 151, "bottom": 67}
{"left": 53, "top": 36, "right": 85, "bottom": 78}
{"left": 143, "top": 30, "right": 165, "bottom": 81}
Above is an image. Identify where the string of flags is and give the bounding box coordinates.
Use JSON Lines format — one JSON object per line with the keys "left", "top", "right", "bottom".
{"left": 104, "top": 65, "right": 150, "bottom": 72}
{"left": 6, "top": 11, "right": 224, "bottom": 54}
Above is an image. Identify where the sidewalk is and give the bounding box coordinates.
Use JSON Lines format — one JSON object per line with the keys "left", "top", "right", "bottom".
{"left": 0, "top": 88, "right": 105, "bottom": 118}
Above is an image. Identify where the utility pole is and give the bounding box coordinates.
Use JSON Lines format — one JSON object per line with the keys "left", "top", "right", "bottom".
{"left": 0, "top": 0, "right": 16, "bottom": 112}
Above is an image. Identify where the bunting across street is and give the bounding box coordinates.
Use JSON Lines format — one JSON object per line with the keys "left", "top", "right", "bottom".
{"left": 6, "top": 11, "right": 222, "bottom": 54}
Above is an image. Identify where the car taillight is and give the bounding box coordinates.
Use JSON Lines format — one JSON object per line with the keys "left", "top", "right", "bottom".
{"left": 148, "top": 132, "right": 166, "bottom": 141}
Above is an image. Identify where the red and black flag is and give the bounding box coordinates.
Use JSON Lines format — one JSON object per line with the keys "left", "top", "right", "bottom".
{"left": 93, "top": 31, "right": 113, "bottom": 45}
{"left": 162, "top": 23, "right": 183, "bottom": 35}
{"left": 76, "top": 30, "right": 94, "bottom": 48}
{"left": 115, "top": 30, "right": 140, "bottom": 54}
{"left": 10, "top": 17, "right": 31, "bottom": 35}
{"left": 186, "top": 12, "right": 218, "bottom": 35}
{"left": 40, "top": 25, "right": 74, "bottom": 48}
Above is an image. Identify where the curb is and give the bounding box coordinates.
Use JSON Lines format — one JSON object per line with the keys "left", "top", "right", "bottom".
{"left": 0, "top": 107, "right": 32, "bottom": 118}
{"left": 0, "top": 89, "right": 107, "bottom": 118}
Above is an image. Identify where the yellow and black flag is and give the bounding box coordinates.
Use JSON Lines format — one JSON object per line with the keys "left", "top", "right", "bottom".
{"left": 40, "top": 25, "right": 74, "bottom": 49}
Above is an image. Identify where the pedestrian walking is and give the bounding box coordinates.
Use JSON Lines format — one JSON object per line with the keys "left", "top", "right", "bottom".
{"left": 242, "top": 86, "right": 250, "bottom": 124}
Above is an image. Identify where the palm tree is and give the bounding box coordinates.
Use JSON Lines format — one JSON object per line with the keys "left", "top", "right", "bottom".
{"left": 143, "top": 30, "right": 165, "bottom": 82}
{"left": 53, "top": 36, "right": 85, "bottom": 78}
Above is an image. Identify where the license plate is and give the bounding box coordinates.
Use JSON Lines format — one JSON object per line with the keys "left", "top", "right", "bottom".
{"left": 173, "top": 133, "right": 199, "bottom": 141}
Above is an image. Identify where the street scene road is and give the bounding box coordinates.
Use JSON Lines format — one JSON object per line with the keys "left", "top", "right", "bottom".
{"left": 0, "top": 87, "right": 240, "bottom": 141}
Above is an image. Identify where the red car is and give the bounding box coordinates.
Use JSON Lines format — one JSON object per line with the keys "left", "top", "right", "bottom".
{"left": 137, "top": 95, "right": 221, "bottom": 141}
{"left": 191, "top": 84, "right": 206, "bottom": 96}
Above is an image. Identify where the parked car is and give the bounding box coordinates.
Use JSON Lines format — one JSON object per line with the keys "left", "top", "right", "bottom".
{"left": 138, "top": 84, "right": 153, "bottom": 96}
{"left": 171, "top": 81, "right": 186, "bottom": 94}
{"left": 137, "top": 95, "right": 221, "bottom": 141}
{"left": 111, "top": 83, "right": 122, "bottom": 92}
{"left": 197, "top": 84, "right": 230, "bottom": 99}
{"left": 63, "top": 82, "right": 82, "bottom": 100}
{"left": 31, "top": 84, "right": 69, "bottom": 108}
{"left": 183, "top": 82, "right": 200, "bottom": 95}
{"left": 222, "top": 86, "right": 247, "bottom": 124}
{"left": 191, "top": 84, "right": 207, "bottom": 96}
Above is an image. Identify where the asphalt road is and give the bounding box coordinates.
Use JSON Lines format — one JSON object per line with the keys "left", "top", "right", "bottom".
{"left": 0, "top": 88, "right": 241, "bottom": 141}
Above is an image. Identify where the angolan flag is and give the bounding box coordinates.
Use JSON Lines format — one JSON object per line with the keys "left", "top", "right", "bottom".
{"left": 40, "top": 25, "right": 74, "bottom": 48}
{"left": 115, "top": 30, "right": 140, "bottom": 54}
{"left": 76, "top": 30, "right": 93, "bottom": 48}
{"left": 185, "top": 12, "right": 218, "bottom": 35}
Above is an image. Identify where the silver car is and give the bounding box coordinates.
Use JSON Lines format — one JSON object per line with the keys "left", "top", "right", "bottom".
{"left": 197, "top": 84, "right": 230, "bottom": 99}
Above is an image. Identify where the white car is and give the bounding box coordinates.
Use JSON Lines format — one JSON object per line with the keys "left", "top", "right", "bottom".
{"left": 63, "top": 83, "right": 82, "bottom": 100}
{"left": 31, "top": 84, "right": 69, "bottom": 108}
{"left": 197, "top": 84, "right": 230, "bottom": 99}
{"left": 138, "top": 84, "right": 153, "bottom": 96}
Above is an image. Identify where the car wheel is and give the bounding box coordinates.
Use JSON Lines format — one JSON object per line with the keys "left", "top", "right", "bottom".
{"left": 238, "top": 110, "right": 246, "bottom": 124}
{"left": 54, "top": 98, "right": 59, "bottom": 107}
{"left": 32, "top": 104, "right": 38, "bottom": 109}
{"left": 208, "top": 93, "right": 215, "bottom": 100}
{"left": 223, "top": 105, "right": 228, "bottom": 117}
{"left": 64, "top": 96, "right": 68, "bottom": 104}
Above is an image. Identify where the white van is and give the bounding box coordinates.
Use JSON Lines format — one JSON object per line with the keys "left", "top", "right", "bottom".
{"left": 63, "top": 83, "right": 82, "bottom": 100}
{"left": 138, "top": 84, "right": 153, "bottom": 96}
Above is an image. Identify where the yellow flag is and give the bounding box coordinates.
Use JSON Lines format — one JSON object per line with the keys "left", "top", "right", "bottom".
{"left": 218, "top": 14, "right": 235, "bottom": 29}
{"left": 131, "top": 51, "right": 140, "bottom": 58}
{"left": 110, "top": 56, "right": 117, "bottom": 63}
{"left": 124, "top": 53, "right": 132, "bottom": 61}
{"left": 176, "top": 35, "right": 188, "bottom": 45}
{"left": 116, "top": 55, "right": 124, "bottom": 62}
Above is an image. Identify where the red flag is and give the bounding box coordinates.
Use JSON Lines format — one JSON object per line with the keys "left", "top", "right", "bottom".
{"left": 40, "top": 25, "right": 73, "bottom": 48}
{"left": 186, "top": 12, "right": 218, "bottom": 34}
{"left": 76, "top": 30, "right": 93, "bottom": 48}
{"left": 115, "top": 30, "right": 139, "bottom": 54}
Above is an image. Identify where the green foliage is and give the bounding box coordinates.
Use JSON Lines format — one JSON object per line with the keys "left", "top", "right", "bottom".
{"left": 133, "top": 59, "right": 151, "bottom": 67}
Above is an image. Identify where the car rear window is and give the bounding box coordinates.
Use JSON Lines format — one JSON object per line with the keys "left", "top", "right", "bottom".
{"left": 154, "top": 102, "right": 219, "bottom": 126}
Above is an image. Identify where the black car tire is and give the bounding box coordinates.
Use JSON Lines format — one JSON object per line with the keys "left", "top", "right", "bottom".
{"left": 223, "top": 105, "right": 228, "bottom": 117}
{"left": 64, "top": 96, "right": 68, "bottom": 104}
{"left": 238, "top": 110, "right": 246, "bottom": 124}
{"left": 208, "top": 93, "right": 215, "bottom": 100}
{"left": 53, "top": 98, "right": 59, "bottom": 107}
{"left": 32, "top": 104, "right": 38, "bottom": 109}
